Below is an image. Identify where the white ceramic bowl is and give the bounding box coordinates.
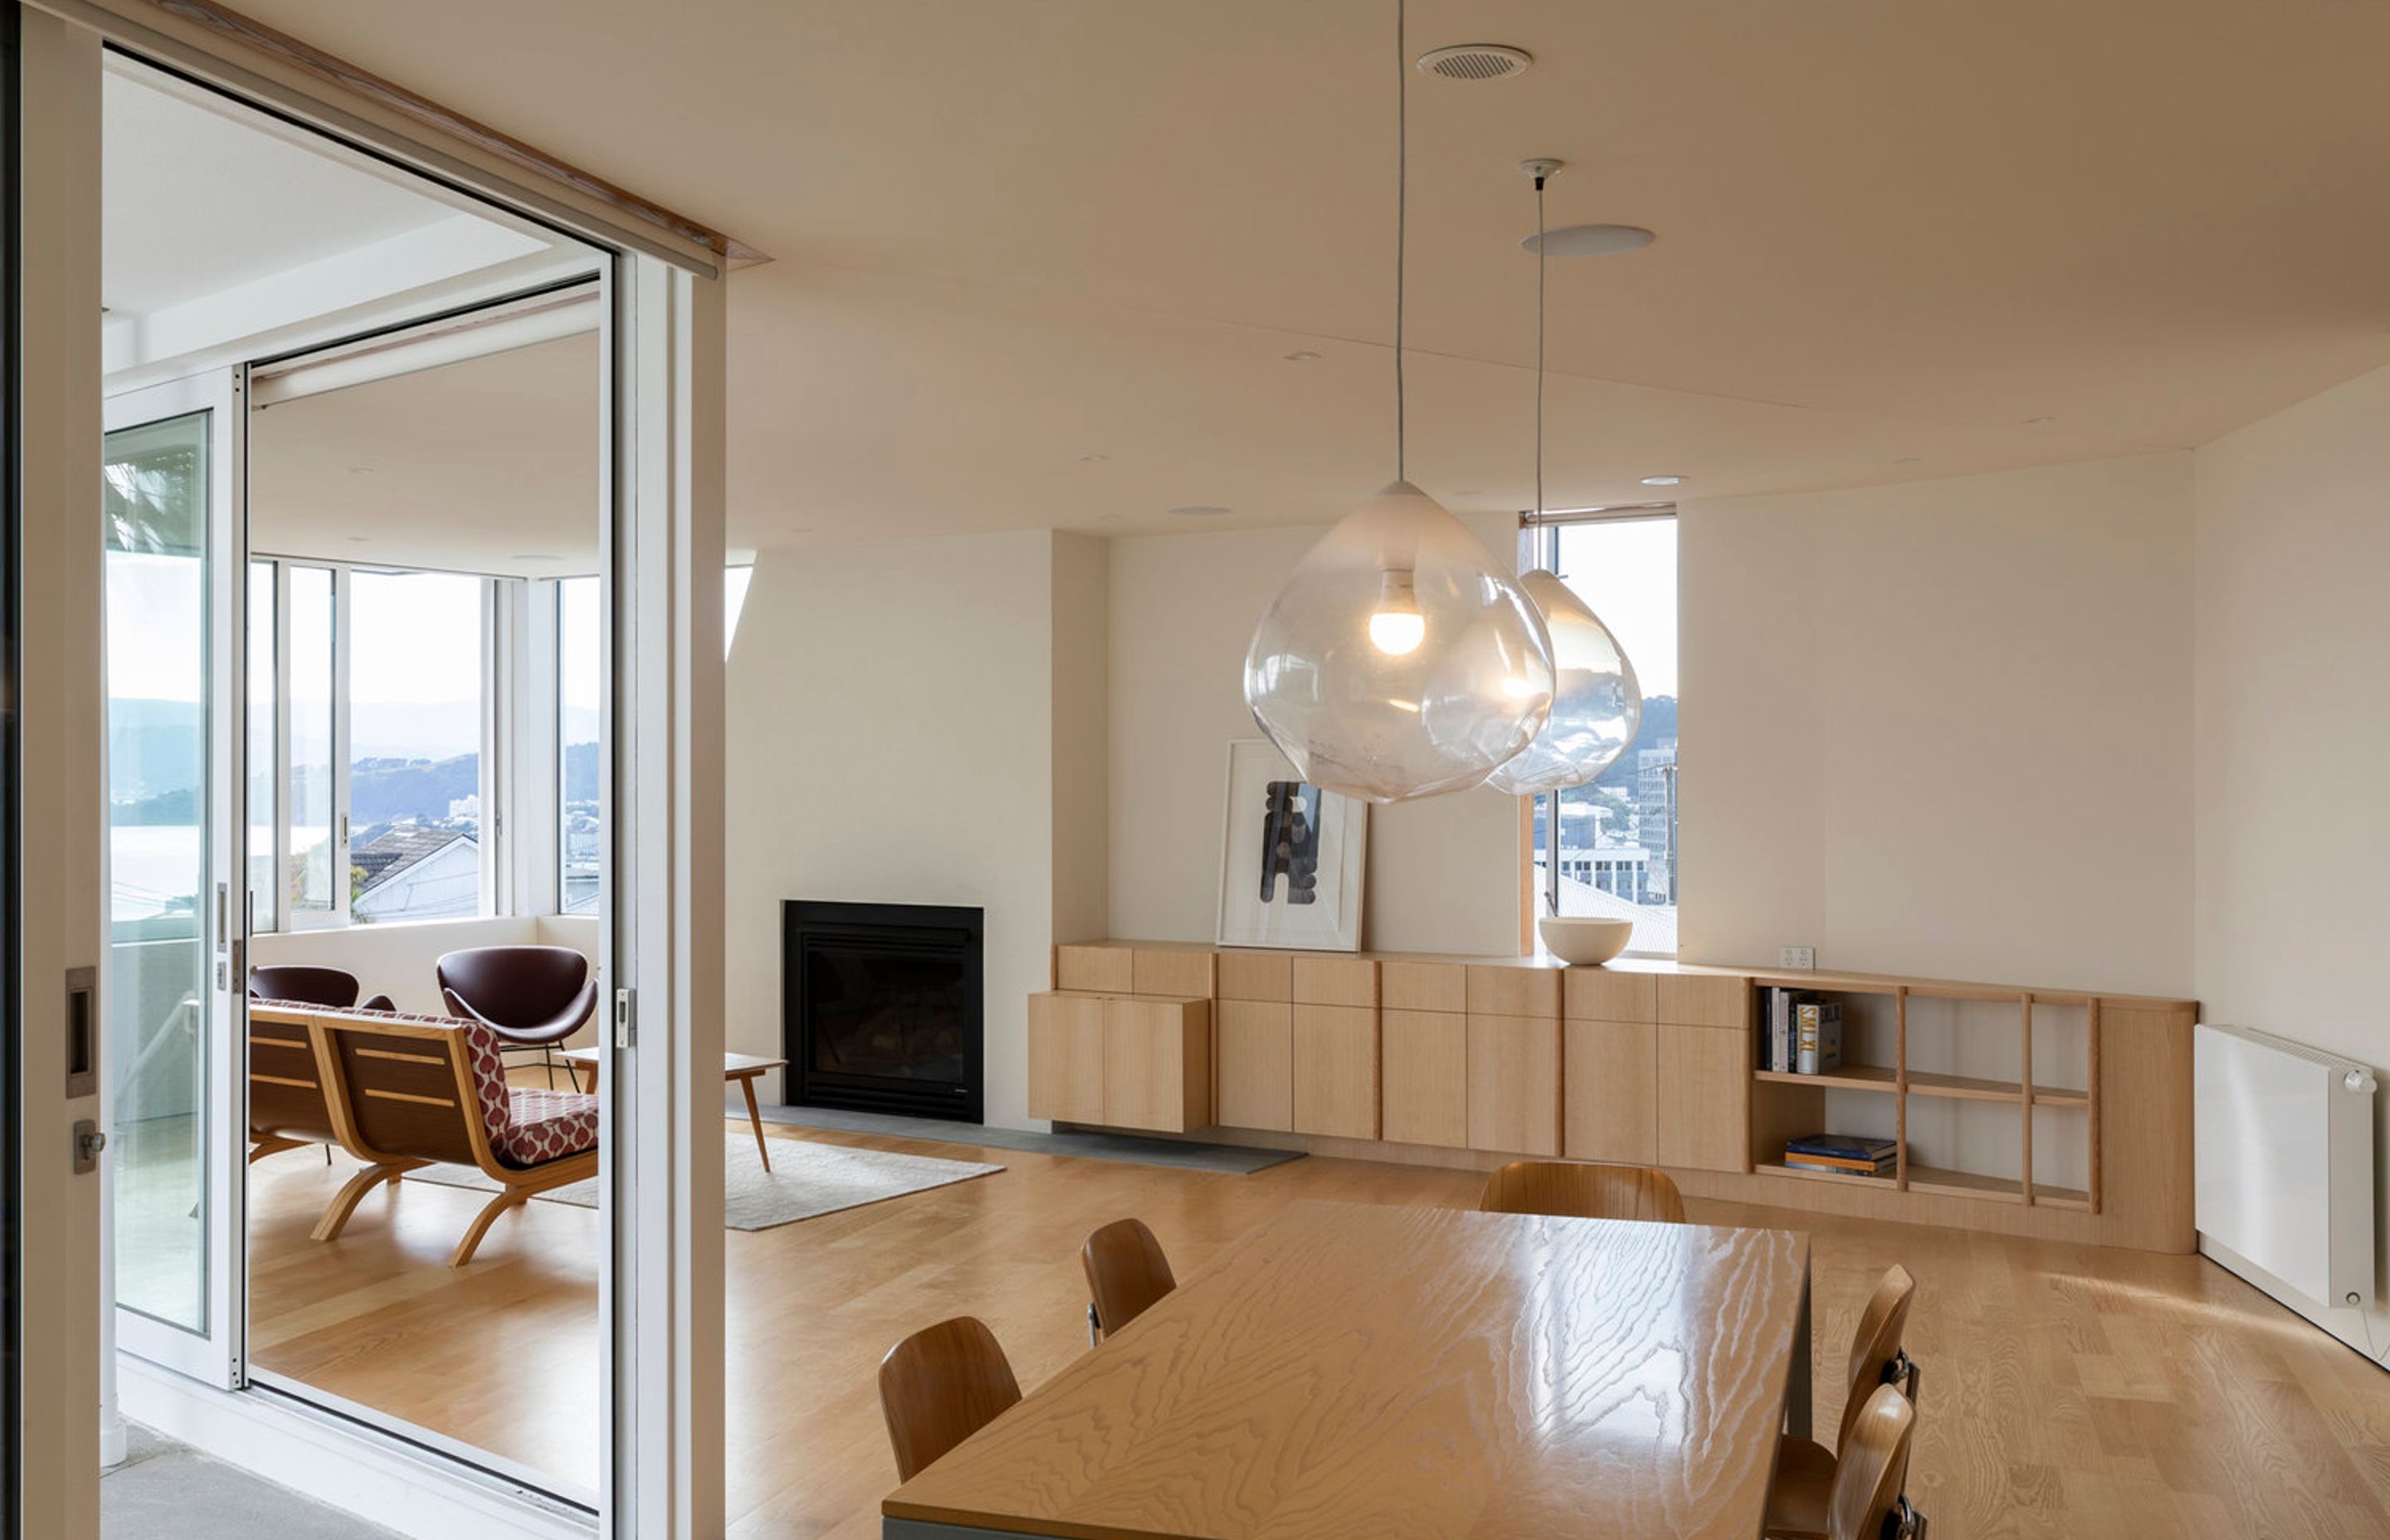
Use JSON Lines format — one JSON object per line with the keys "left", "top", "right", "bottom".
{"left": 1538, "top": 914, "right": 1634, "bottom": 967}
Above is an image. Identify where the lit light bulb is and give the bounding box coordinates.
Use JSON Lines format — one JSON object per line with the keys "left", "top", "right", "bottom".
{"left": 1368, "top": 568, "right": 1424, "bottom": 655}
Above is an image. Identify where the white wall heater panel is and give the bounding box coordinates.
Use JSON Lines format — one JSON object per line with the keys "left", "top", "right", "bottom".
{"left": 2196, "top": 1023, "right": 2377, "bottom": 1310}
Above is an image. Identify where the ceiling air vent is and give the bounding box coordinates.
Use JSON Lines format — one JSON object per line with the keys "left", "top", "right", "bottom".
{"left": 1415, "top": 44, "right": 1533, "bottom": 82}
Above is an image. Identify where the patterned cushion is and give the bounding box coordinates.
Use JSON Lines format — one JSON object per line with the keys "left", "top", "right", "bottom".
{"left": 497, "top": 1085, "right": 601, "bottom": 1166}
{"left": 447, "top": 1016, "right": 598, "bottom": 1165}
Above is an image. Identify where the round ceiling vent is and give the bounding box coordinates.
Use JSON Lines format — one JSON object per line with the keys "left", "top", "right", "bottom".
{"left": 1415, "top": 44, "right": 1533, "bottom": 81}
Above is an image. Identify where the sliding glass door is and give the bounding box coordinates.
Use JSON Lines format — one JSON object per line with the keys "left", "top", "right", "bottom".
{"left": 104, "top": 370, "right": 246, "bottom": 1388}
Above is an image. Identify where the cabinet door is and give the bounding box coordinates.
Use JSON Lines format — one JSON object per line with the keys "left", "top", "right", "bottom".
{"left": 1564, "top": 1018, "right": 1656, "bottom": 1164}
{"left": 1103, "top": 998, "right": 1212, "bottom": 1133}
{"left": 1293, "top": 1003, "right": 1379, "bottom": 1139}
{"left": 1466, "top": 1014, "right": 1562, "bottom": 1156}
{"left": 1217, "top": 999, "right": 1293, "bottom": 1131}
{"left": 1381, "top": 1009, "right": 1467, "bottom": 1148}
{"left": 1028, "top": 992, "right": 1106, "bottom": 1123}
{"left": 1656, "top": 1023, "right": 1750, "bottom": 1172}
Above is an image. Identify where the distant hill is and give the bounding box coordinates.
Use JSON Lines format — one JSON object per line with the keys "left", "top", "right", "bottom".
{"left": 108, "top": 698, "right": 202, "bottom": 803}
{"left": 1590, "top": 695, "right": 1676, "bottom": 792}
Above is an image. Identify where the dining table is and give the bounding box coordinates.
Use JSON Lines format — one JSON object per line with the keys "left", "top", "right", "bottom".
{"left": 883, "top": 1197, "right": 1813, "bottom": 1540}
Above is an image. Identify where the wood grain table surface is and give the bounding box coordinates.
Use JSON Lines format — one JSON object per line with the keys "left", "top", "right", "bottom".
{"left": 884, "top": 1198, "right": 1812, "bottom": 1540}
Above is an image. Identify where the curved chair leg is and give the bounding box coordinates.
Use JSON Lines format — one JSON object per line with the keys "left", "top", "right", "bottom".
{"left": 312, "top": 1159, "right": 427, "bottom": 1242}
{"left": 450, "top": 1187, "right": 532, "bottom": 1269}
{"left": 246, "top": 1136, "right": 306, "bottom": 1165}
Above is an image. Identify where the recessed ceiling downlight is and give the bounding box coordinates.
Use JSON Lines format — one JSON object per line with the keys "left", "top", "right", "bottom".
{"left": 1416, "top": 43, "right": 1533, "bottom": 80}
{"left": 1523, "top": 224, "right": 1656, "bottom": 258}
{"left": 1639, "top": 475, "right": 1687, "bottom": 487}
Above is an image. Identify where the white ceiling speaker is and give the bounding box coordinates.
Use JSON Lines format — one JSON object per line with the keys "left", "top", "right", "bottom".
{"left": 1415, "top": 44, "right": 1533, "bottom": 81}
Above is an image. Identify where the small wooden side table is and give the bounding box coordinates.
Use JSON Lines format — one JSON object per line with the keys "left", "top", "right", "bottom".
{"left": 558, "top": 1048, "right": 791, "bottom": 1172}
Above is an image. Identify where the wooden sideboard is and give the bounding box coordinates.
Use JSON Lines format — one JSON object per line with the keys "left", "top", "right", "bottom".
{"left": 1028, "top": 940, "right": 2200, "bottom": 1254}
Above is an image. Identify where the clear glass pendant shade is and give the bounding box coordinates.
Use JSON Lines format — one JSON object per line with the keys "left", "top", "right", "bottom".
{"left": 1484, "top": 568, "right": 1643, "bottom": 795}
{"left": 1244, "top": 481, "right": 1557, "bottom": 803}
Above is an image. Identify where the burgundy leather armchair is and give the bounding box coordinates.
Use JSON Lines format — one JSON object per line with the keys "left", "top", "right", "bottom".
{"left": 247, "top": 963, "right": 396, "bottom": 1014}
{"left": 435, "top": 946, "right": 599, "bottom": 1089}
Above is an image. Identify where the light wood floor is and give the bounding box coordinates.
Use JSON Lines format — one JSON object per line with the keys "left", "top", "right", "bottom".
{"left": 245, "top": 1119, "right": 2390, "bottom": 1539}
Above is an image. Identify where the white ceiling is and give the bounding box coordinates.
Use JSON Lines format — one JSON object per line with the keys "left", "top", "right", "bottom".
{"left": 100, "top": 71, "right": 456, "bottom": 318}
{"left": 141, "top": 2, "right": 2390, "bottom": 546}
{"left": 249, "top": 334, "right": 600, "bottom": 576}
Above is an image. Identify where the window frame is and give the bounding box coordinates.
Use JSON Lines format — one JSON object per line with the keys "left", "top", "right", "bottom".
{"left": 1518, "top": 504, "right": 1680, "bottom": 958}
{"left": 249, "top": 554, "right": 525, "bottom": 932}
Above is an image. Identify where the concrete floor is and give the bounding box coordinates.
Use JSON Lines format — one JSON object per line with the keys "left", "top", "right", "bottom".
{"left": 102, "top": 1422, "right": 400, "bottom": 1540}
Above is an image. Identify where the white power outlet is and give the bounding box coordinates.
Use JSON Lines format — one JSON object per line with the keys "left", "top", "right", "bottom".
{"left": 1779, "top": 945, "right": 1817, "bottom": 971}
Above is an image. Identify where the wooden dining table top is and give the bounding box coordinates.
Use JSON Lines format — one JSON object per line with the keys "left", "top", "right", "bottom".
{"left": 883, "top": 1198, "right": 1812, "bottom": 1540}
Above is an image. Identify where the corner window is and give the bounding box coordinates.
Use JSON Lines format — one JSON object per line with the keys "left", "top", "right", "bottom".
{"left": 1526, "top": 514, "right": 1680, "bottom": 955}
{"left": 248, "top": 560, "right": 500, "bottom": 930}
{"left": 558, "top": 575, "right": 600, "bottom": 914}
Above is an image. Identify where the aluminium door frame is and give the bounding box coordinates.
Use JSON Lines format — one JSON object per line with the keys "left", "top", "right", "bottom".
{"left": 100, "top": 365, "right": 249, "bottom": 1391}
{"left": 12, "top": 5, "right": 727, "bottom": 1538}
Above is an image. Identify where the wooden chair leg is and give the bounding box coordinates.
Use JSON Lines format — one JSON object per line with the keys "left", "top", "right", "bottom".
{"left": 312, "top": 1160, "right": 426, "bottom": 1242}
{"left": 449, "top": 1187, "right": 533, "bottom": 1269}
{"left": 246, "top": 1136, "right": 305, "bottom": 1165}
{"left": 740, "top": 1075, "right": 772, "bottom": 1172}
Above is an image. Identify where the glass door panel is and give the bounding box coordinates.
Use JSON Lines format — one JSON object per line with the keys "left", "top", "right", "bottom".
{"left": 104, "top": 371, "right": 244, "bottom": 1386}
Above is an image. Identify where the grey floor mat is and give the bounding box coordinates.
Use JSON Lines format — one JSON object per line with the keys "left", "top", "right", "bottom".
{"left": 744, "top": 1099, "right": 1305, "bottom": 1173}
{"left": 104, "top": 1423, "right": 402, "bottom": 1540}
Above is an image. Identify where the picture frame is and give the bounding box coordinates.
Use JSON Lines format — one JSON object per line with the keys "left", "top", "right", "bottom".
{"left": 1215, "top": 738, "right": 1368, "bottom": 952}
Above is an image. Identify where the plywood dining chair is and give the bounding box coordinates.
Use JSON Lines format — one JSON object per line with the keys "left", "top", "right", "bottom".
{"left": 1766, "top": 1264, "right": 1920, "bottom": 1539}
{"left": 1081, "top": 1217, "right": 1176, "bottom": 1343}
{"left": 878, "top": 1316, "right": 1023, "bottom": 1482}
{"left": 1824, "top": 1384, "right": 1924, "bottom": 1540}
{"left": 1478, "top": 1160, "right": 1688, "bottom": 1224}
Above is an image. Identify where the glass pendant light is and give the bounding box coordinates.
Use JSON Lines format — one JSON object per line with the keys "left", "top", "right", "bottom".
{"left": 1486, "top": 158, "right": 1643, "bottom": 797}
{"left": 1243, "top": 0, "right": 1555, "bottom": 805}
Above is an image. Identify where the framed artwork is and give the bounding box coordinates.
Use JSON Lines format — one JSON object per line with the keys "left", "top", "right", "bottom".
{"left": 1216, "top": 738, "right": 1368, "bottom": 952}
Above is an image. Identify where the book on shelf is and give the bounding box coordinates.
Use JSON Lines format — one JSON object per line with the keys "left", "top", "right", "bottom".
{"left": 1783, "top": 1133, "right": 1895, "bottom": 1177}
{"left": 1756, "top": 989, "right": 1844, "bottom": 1075}
{"left": 1795, "top": 1001, "right": 1843, "bottom": 1075}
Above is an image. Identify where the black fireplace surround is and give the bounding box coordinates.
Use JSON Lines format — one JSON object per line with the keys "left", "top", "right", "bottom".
{"left": 782, "top": 900, "right": 984, "bottom": 1122}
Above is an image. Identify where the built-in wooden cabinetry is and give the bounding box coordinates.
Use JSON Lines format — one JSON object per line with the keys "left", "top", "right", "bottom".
{"left": 1030, "top": 945, "right": 1212, "bottom": 1133}
{"left": 1032, "top": 941, "right": 2199, "bottom": 1253}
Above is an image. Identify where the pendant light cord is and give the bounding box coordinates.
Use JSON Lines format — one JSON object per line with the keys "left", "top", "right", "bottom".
{"left": 1534, "top": 170, "right": 1547, "bottom": 519}
{"left": 1393, "top": 0, "right": 1407, "bottom": 485}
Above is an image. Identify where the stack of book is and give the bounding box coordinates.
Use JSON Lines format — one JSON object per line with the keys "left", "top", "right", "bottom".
{"left": 1756, "top": 987, "right": 1845, "bottom": 1075}
{"left": 1782, "top": 1133, "right": 1895, "bottom": 1178}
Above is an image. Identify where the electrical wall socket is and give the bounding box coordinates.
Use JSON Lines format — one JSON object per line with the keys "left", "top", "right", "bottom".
{"left": 1778, "top": 945, "right": 1817, "bottom": 970}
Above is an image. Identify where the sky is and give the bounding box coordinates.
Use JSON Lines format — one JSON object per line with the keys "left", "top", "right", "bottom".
{"left": 1555, "top": 516, "right": 1678, "bottom": 698}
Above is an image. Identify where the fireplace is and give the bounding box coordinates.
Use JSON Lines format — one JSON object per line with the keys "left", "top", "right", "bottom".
{"left": 783, "top": 900, "right": 983, "bottom": 1122}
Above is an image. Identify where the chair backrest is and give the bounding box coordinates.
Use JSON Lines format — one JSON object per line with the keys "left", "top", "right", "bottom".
{"left": 246, "top": 1006, "right": 340, "bottom": 1145}
{"left": 249, "top": 964, "right": 362, "bottom": 1010}
{"left": 1827, "top": 1383, "right": 1919, "bottom": 1540}
{"left": 1478, "top": 1161, "right": 1688, "bottom": 1224}
{"left": 1838, "top": 1264, "right": 1919, "bottom": 1453}
{"left": 1082, "top": 1218, "right": 1177, "bottom": 1337}
{"left": 313, "top": 1011, "right": 509, "bottom": 1172}
{"left": 436, "top": 946, "right": 593, "bottom": 1036}
{"left": 878, "top": 1316, "right": 1022, "bottom": 1482}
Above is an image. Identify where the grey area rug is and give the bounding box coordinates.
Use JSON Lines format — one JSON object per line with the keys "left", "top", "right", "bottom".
{"left": 747, "top": 1100, "right": 1306, "bottom": 1175}
{"left": 404, "top": 1130, "right": 1002, "bottom": 1230}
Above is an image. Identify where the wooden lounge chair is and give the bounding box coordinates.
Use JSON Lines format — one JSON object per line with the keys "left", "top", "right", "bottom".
{"left": 246, "top": 1007, "right": 342, "bottom": 1165}
{"left": 246, "top": 968, "right": 392, "bottom": 1164}
{"left": 251, "top": 1003, "right": 601, "bottom": 1267}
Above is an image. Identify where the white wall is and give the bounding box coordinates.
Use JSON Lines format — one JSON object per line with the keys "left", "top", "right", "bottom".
{"left": 724, "top": 530, "right": 1099, "bottom": 1128}
{"left": 251, "top": 913, "right": 604, "bottom": 1047}
{"left": 1105, "top": 519, "right": 1523, "bottom": 956}
{"left": 1679, "top": 454, "right": 2196, "bottom": 993}
{"left": 2194, "top": 359, "right": 2390, "bottom": 1357}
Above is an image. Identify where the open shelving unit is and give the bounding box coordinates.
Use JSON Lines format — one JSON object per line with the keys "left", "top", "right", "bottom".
{"left": 1748, "top": 978, "right": 2101, "bottom": 1212}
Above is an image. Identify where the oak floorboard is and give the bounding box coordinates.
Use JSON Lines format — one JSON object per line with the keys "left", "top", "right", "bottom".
{"left": 242, "top": 1120, "right": 2390, "bottom": 1538}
